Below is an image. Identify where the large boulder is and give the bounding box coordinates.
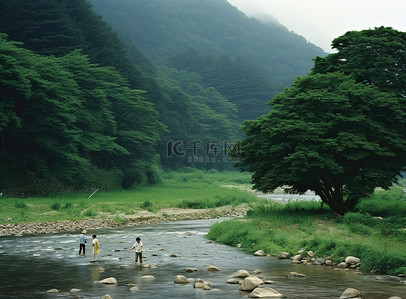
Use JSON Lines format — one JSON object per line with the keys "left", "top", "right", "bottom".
{"left": 248, "top": 287, "right": 283, "bottom": 298}
{"left": 100, "top": 277, "right": 117, "bottom": 285}
{"left": 233, "top": 270, "right": 250, "bottom": 278}
{"left": 340, "top": 288, "right": 361, "bottom": 299}
{"left": 254, "top": 250, "right": 267, "bottom": 256}
{"left": 345, "top": 256, "right": 361, "bottom": 264}
{"left": 239, "top": 276, "right": 264, "bottom": 291}
{"left": 174, "top": 275, "right": 189, "bottom": 284}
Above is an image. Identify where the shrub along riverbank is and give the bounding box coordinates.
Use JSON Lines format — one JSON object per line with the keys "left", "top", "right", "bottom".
{"left": 207, "top": 186, "right": 406, "bottom": 275}
{"left": 0, "top": 170, "right": 256, "bottom": 224}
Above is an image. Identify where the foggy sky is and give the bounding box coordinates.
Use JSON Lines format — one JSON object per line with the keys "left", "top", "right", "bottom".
{"left": 227, "top": 0, "right": 406, "bottom": 52}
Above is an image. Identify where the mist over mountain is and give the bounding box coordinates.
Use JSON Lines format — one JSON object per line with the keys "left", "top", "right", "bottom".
{"left": 91, "top": 0, "right": 325, "bottom": 87}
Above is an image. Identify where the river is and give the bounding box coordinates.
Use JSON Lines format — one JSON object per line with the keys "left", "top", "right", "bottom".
{"left": 0, "top": 219, "right": 405, "bottom": 298}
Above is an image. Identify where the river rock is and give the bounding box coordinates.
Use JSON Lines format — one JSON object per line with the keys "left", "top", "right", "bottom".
{"left": 70, "top": 288, "right": 81, "bottom": 293}
{"left": 97, "top": 267, "right": 105, "bottom": 272}
{"left": 140, "top": 275, "right": 155, "bottom": 280}
{"left": 208, "top": 265, "right": 220, "bottom": 272}
{"left": 120, "top": 264, "right": 130, "bottom": 269}
{"left": 292, "top": 254, "right": 302, "bottom": 261}
{"left": 337, "top": 262, "right": 348, "bottom": 268}
{"left": 288, "top": 272, "right": 306, "bottom": 278}
{"left": 345, "top": 256, "right": 361, "bottom": 264}
{"left": 127, "top": 283, "right": 136, "bottom": 288}
{"left": 388, "top": 297, "right": 402, "bottom": 299}
{"left": 239, "top": 276, "right": 264, "bottom": 291}
{"left": 248, "top": 287, "right": 283, "bottom": 298}
{"left": 297, "top": 249, "right": 305, "bottom": 254}
{"left": 291, "top": 259, "right": 301, "bottom": 264}
{"left": 142, "top": 264, "right": 151, "bottom": 268}
{"left": 277, "top": 252, "right": 290, "bottom": 259}
{"left": 314, "top": 258, "right": 325, "bottom": 265}
{"left": 129, "top": 286, "right": 139, "bottom": 292}
{"left": 264, "top": 280, "right": 274, "bottom": 284}
{"left": 254, "top": 250, "right": 266, "bottom": 256}
{"left": 325, "top": 259, "right": 333, "bottom": 266}
{"left": 226, "top": 279, "right": 241, "bottom": 284}
{"left": 306, "top": 251, "right": 314, "bottom": 257}
{"left": 101, "top": 295, "right": 112, "bottom": 299}
{"left": 340, "top": 288, "right": 361, "bottom": 299}
{"left": 46, "top": 289, "right": 59, "bottom": 293}
{"left": 253, "top": 269, "right": 262, "bottom": 274}
{"left": 185, "top": 267, "right": 197, "bottom": 272}
{"left": 174, "top": 275, "right": 189, "bottom": 284}
{"left": 233, "top": 270, "right": 250, "bottom": 278}
{"left": 100, "top": 277, "right": 117, "bottom": 284}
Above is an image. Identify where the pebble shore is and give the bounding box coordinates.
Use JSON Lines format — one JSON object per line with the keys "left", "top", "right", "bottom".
{"left": 0, "top": 205, "right": 249, "bottom": 237}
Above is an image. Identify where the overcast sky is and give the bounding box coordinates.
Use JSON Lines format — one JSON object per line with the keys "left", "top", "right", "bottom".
{"left": 227, "top": 0, "right": 406, "bottom": 52}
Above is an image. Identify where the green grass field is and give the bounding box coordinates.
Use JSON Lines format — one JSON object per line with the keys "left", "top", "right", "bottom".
{"left": 207, "top": 185, "right": 406, "bottom": 275}
{"left": 0, "top": 169, "right": 256, "bottom": 224}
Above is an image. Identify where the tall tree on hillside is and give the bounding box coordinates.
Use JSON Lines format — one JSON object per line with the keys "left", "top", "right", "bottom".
{"left": 237, "top": 28, "right": 406, "bottom": 215}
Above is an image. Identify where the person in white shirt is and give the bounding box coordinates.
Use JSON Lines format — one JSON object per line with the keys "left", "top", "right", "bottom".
{"left": 128, "top": 237, "right": 143, "bottom": 264}
{"left": 79, "top": 230, "right": 87, "bottom": 256}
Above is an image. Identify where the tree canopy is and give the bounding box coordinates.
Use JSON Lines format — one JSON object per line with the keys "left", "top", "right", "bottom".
{"left": 237, "top": 27, "right": 406, "bottom": 215}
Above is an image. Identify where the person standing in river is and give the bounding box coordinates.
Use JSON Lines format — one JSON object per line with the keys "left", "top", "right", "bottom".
{"left": 128, "top": 237, "right": 143, "bottom": 264}
{"left": 91, "top": 234, "right": 100, "bottom": 262}
{"left": 79, "top": 230, "right": 87, "bottom": 256}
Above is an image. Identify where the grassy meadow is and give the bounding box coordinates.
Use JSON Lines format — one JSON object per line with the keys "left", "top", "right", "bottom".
{"left": 207, "top": 185, "right": 406, "bottom": 275}
{"left": 0, "top": 169, "right": 257, "bottom": 224}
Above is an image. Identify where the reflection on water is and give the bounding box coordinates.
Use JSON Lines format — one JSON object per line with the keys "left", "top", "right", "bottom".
{"left": 0, "top": 219, "right": 405, "bottom": 298}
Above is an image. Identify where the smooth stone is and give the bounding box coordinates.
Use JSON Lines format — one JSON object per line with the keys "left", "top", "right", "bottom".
{"left": 208, "top": 265, "right": 220, "bottom": 272}
{"left": 46, "top": 289, "right": 59, "bottom": 293}
{"left": 345, "top": 256, "right": 361, "bottom": 264}
{"left": 288, "top": 272, "right": 306, "bottom": 278}
{"left": 226, "top": 279, "right": 240, "bottom": 284}
{"left": 248, "top": 287, "right": 283, "bottom": 298}
{"left": 254, "top": 250, "right": 266, "bottom": 256}
{"left": 292, "top": 254, "right": 302, "bottom": 261}
{"left": 70, "top": 288, "right": 81, "bottom": 293}
{"left": 239, "top": 276, "right": 264, "bottom": 291}
{"left": 140, "top": 275, "right": 155, "bottom": 280}
{"left": 277, "top": 252, "right": 290, "bottom": 259}
{"left": 340, "top": 288, "right": 361, "bottom": 299}
{"left": 185, "top": 267, "right": 197, "bottom": 272}
{"left": 101, "top": 295, "right": 112, "bottom": 299}
{"left": 174, "top": 275, "right": 189, "bottom": 284}
{"left": 233, "top": 269, "right": 250, "bottom": 278}
{"left": 129, "top": 286, "right": 139, "bottom": 291}
{"left": 100, "top": 277, "right": 117, "bottom": 285}
{"left": 253, "top": 269, "right": 262, "bottom": 274}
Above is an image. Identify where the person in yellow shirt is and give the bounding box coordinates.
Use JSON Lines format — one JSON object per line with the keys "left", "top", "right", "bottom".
{"left": 91, "top": 234, "right": 100, "bottom": 262}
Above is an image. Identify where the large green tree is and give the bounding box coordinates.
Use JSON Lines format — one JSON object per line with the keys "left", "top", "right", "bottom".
{"left": 239, "top": 72, "right": 406, "bottom": 215}
{"left": 238, "top": 27, "right": 406, "bottom": 215}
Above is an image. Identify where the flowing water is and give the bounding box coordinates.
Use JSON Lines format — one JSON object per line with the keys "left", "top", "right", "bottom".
{"left": 0, "top": 219, "right": 405, "bottom": 298}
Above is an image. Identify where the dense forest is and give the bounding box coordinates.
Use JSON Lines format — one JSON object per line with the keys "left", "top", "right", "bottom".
{"left": 0, "top": 0, "right": 325, "bottom": 194}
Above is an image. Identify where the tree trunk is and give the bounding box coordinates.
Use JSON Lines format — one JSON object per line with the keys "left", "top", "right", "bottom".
{"left": 316, "top": 184, "right": 357, "bottom": 216}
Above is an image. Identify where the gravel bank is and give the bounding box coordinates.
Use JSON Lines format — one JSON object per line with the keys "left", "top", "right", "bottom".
{"left": 0, "top": 205, "right": 249, "bottom": 237}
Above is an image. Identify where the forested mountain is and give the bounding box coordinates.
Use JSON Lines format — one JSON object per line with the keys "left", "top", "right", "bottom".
{"left": 90, "top": 0, "right": 326, "bottom": 119}
{"left": 0, "top": 0, "right": 240, "bottom": 194}
{"left": 0, "top": 0, "right": 325, "bottom": 194}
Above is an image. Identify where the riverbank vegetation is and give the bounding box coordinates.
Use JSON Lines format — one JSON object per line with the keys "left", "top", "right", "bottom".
{"left": 207, "top": 184, "right": 406, "bottom": 275}
{"left": 0, "top": 170, "right": 256, "bottom": 224}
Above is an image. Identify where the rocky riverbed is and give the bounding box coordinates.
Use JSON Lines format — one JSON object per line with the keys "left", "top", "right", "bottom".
{"left": 0, "top": 205, "right": 249, "bottom": 237}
